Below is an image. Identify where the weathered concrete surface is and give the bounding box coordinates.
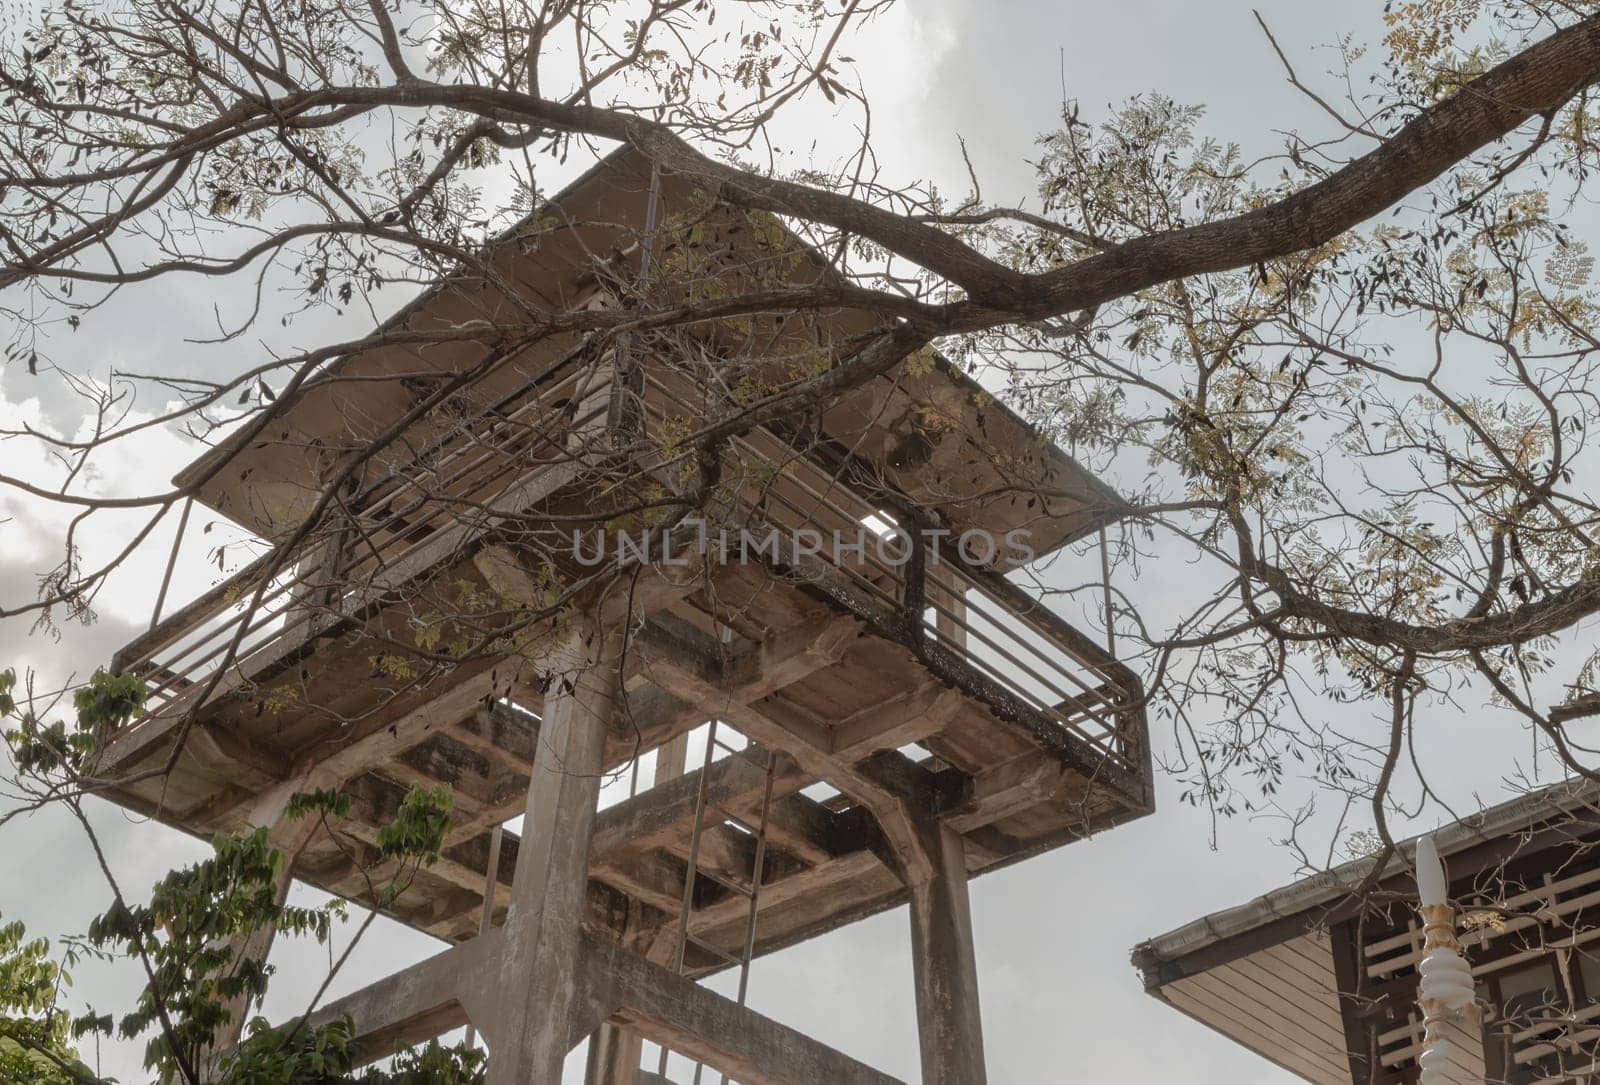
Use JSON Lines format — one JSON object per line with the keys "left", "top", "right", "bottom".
{"left": 586, "top": 732, "right": 690, "bottom": 1085}
{"left": 584, "top": 1024, "right": 644, "bottom": 1085}
{"left": 303, "top": 934, "right": 497, "bottom": 1061}
{"left": 282, "top": 927, "right": 905, "bottom": 1084}
{"left": 587, "top": 936, "right": 905, "bottom": 1085}
{"left": 907, "top": 822, "right": 987, "bottom": 1085}
{"left": 489, "top": 619, "right": 624, "bottom": 1085}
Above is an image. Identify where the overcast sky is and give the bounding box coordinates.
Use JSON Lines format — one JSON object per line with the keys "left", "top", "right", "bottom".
{"left": 2, "top": 2, "right": 1591, "bottom": 1082}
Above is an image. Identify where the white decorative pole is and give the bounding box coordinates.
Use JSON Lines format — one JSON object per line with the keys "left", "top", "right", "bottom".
{"left": 1415, "top": 835, "right": 1477, "bottom": 1083}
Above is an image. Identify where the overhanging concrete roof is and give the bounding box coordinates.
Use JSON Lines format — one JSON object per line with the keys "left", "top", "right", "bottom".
{"left": 171, "top": 145, "right": 1127, "bottom": 565}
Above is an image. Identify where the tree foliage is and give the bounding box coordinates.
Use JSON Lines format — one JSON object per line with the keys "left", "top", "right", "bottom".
{"left": 1, "top": 673, "right": 478, "bottom": 1084}
{"left": 0, "top": 917, "right": 95, "bottom": 1085}
{"left": 5, "top": 0, "right": 1600, "bottom": 1071}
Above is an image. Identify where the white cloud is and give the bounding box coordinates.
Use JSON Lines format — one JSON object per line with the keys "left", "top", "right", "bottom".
{"left": 0, "top": 4, "right": 1582, "bottom": 1082}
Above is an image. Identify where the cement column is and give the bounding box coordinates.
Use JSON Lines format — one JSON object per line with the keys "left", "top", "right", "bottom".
{"left": 931, "top": 567, "right": 967, "bottom": 651}
{"left": 907, "top": 823, "right": 987, "bottom": 1085}
{"left": 583, "top": 1024, "right": 643, "bottom": 1085}
{"left": 488, "top": 618, "right": 623, "bottom": 1085}
{"left": 584, "top": 731, "right": 691, "bottom": 1084}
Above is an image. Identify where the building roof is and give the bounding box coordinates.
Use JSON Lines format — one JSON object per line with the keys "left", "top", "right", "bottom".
{"left": 1138, "top": 777, "right": 1600, "bottom": 969}
{"left": 1133, "top": 777, "right": 1600, "bottom": 1085}
{"left": 171, "top": 144, "right": 1126, "bottom": 568}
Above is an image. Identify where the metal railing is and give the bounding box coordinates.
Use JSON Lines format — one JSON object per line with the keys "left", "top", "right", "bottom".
{"left": 110, "top": 348, "right": 609, "bottom": 733}
{"left": 639, "top": 369, "right": 1143, "bottom": 777}
{"left": 111, "top": 355, "right": 1141, "bottom": 781}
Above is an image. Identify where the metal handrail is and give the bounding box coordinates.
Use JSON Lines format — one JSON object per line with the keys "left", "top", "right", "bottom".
{"left": 117, "top": 359, "right": 1140, "bottom": 782}
{"left": 114, "top": 363, "right": 608, "bottom": 727}
{"left": 637, "top": 371, "right": 1139, "bottom": 771}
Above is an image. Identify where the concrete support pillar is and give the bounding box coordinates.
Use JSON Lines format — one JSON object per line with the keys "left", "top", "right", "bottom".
{"left": 907, "top": 823, "right": 986, "bottom": 1085}
{"left": 931, "top": 568, "right": 967, "bottom": 652}
{"left": 488, "top": 619, "right": 623, "bottom": 1085}
{"left": 652, "top": 731, "right": 690, "bottom": 785}
{"left": 584, "top": 730, "right": 692, "bottom": 1084}
{"left": 584, "top": 1024, "right": 644, "bottom": 1085}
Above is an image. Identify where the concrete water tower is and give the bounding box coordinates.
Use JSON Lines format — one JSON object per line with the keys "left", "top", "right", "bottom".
{"left": 99, "top": 147, "right": 1153, "bottom": 1084}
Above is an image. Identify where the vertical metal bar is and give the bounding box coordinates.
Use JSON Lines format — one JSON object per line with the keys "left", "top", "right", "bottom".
{"left": 665, "top": 624, "right": 735, "bottom": 1083}
{"left": 640, "top": 161, "right": 662, "bottom": 279}
{"left": 900, "top": 513, "right": 926, "bottom": 646}
{"left": 609, "top": 162, "right": 661, "bottom": 439}
{"left": 150, "top": 496, "right": 193, "bottom": 631}
{"left": 736, "top": 752, "right": 777, "bottom": 1004}
{"left": 1099, "top": 524, "right": 1115, "bottom": 655}
{"left": 464, "top": 821, "right": 505, "bottom": 1050}
{"left": 669, "top": 719, "right": 717, "bottom": 972}
{"left": 657, "top": 717, "right": 720, "bottom": 1079}
{"left": 708, "top": 751, "right": 779, "bottom": 1085}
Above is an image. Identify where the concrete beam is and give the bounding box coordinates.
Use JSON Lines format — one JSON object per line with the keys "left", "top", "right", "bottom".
{"left": 299, "top": 934, "right": 498, "bottom": 1063}
{"left": 589, "top": 745, "right": 816, "bottom": 865}
{"left": 287, "top": 929, "right": 903, "bottom": 1085}
{"left": 311, "top": 663, "right": 513, "bottom": 783}
{"left": 588, "top": 937, "right": 905, "bottom": 1085}
{"left": 831, "top": 683, "right": 964, "bottom": 761}
{"left": 629, "top": 613, "right": 859, "bottom": 708}
{"left": 738, "top": 694, "right": 935, "bottom": 886}
{"left": 632, "top": 616, "right": 934, "bottom": 884}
